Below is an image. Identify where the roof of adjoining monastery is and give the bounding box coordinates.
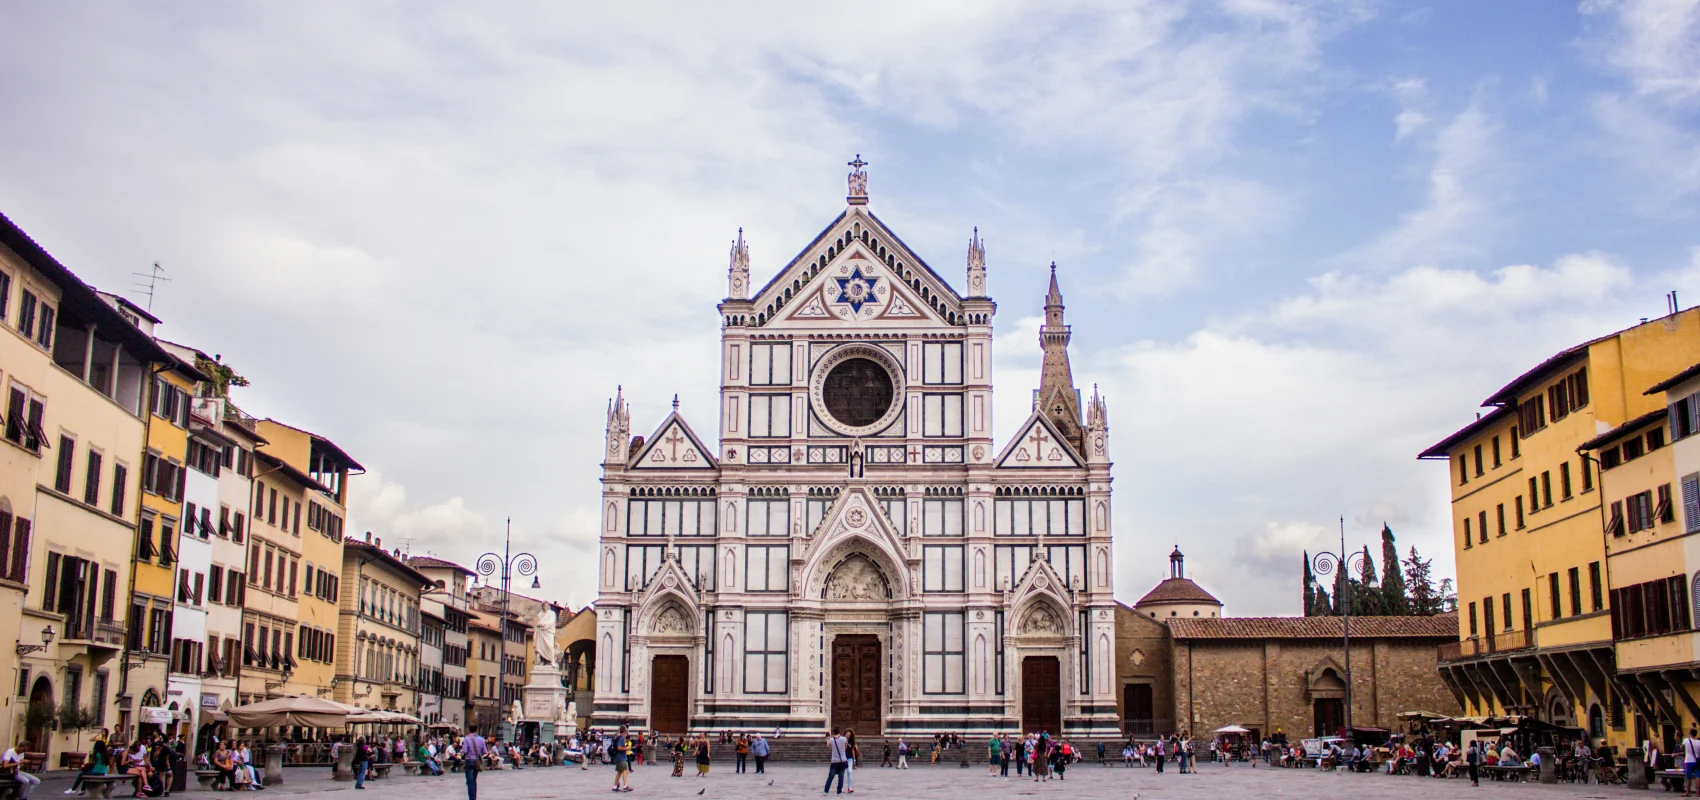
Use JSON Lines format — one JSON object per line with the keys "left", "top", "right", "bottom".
{"left": 1167, "top": 613, "right": 1458, "bottom": 640}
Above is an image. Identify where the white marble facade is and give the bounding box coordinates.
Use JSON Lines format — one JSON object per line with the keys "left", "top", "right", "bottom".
{"left": 592, "top": 163, "right": 1119, "bottom": 737}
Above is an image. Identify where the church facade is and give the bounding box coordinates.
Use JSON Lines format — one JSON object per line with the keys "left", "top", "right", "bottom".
{"left": 591, "top": 161, "right": 1119, "bottom": 737}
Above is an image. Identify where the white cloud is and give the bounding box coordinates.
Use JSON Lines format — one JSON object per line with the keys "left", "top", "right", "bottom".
{"left": 1336, "top": 99, "right": 1499, "bottom": 271}
{"left": 1582, "top": 0, "right": 1700, "bottom": 100}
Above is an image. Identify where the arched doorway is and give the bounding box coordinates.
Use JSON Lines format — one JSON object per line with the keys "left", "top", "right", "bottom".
{"left": 1544, "top": 688, "right": 1574, "bottom": 728}
{"left": 25, "top": 677, "right": 52, "bottom": 752}
{"left": 1310, "top": 667, "right": 1346, "bottom": 737}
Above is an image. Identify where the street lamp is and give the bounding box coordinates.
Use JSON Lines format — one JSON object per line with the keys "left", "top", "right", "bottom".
{"left": 1309, "top": 516, "right": 1371, "bottom": 739}
{"left": 15, "top": 625, "right": 54, "bottom": 656}
{"left": 476, "top": 518, "right": 539, "bottom": 649}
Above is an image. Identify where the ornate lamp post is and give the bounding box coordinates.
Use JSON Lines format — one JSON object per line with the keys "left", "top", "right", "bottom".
{"left": 476, "top": 518, "right": 538, "bottom": 716}
{"left": 1309, "top": 516, "right": 1371, "bottom": 739}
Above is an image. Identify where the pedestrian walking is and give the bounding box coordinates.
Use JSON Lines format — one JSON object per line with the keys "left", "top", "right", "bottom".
{"left": 844, "top": 730, "right": 860, "bottom": 793}
{"left": 736, "top": 735, "right": 749, "bottom": 774}
{"left": 671, "top": 739, "right": 685, "bottom": 778}
{"left": 881, "top": 741, "right": 892, "bottom": 768}
{"left": 825, "top": 729, "right": 849, "bottom": 795}
{"left": 999, "top": 734, "right": 1010, "bottom": 778}
{"left": 752, "top": 734, "right": 770, "bottom": 774}
{"left": 354, "top": 737, "right": 372, "bottom": 790}
{"left": 989, "top": 733, "right": 1003, "bottom": 776}
{"left": 609, "top": 725, "right": 632, "bottom": 793}
{"left": 462, "top": 725, "right": 491, "bottom": 800}
{"left": 1154, "top": 737, "right": 1165, "bottom": 774}
{"left": 897, "top": 739, "right": 909, "bottom": 770}
{"left": 695, "top": 735, "right": 712, "bottom": 777}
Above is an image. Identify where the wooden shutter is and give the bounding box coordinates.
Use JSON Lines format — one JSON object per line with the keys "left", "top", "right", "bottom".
{"left": 1657, "top": 484, "right": 1674, "bottom": 524}
{"left": 42, "top": 552, "right": 61, "bottom": 610}
{"left": 5, "top": 387, "right": 23, "bottom": 442}
{"left": 101, "top": 569, "right": 116, "bottom": 620}
{"left": 1684, "top": 475, "right": 1700, "bottom": 533}
{"left": 54, "top": 436, "right": 74, "bottom": 493}
{"left": 10, "top": 518, "right": 28, "bottom": 582}
{"left": 0, "top": 510, "right": 11, "bottom": 580}
{"left": 83, "top": 451, "right": 102, "bottom": 505}
{"left": 111, "top": 464, "right": 126, "bottom": 517}
{"left": 25, "top": 399, "right": 44, "bottom": 451}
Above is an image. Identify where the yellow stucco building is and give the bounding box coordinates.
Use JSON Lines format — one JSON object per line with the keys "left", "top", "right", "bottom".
{"left": 253, "top": 420, "right": 358, "bottom": 699}
{"left": 1423, "top": 308, "right": 1700, "bottom": 750}
{"left": 237, "top": 451, "right": 313, "bottom": 703}
{"left": 336, "top": 537, "right": 430, "bottom": 714}
{"left": 0, "top": 214, "right": 175, "bottom": 759}
{"left": 1582, "top": 358, "right": 1700, "bottom": 747}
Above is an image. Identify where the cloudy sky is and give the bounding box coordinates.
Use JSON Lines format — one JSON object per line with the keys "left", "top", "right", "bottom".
{"left": 2, "top": 1, "right": 1698, "bottom": 614}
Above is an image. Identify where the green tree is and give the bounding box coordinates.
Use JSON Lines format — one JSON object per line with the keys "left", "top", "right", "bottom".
{"left": 1303, "top": 551, "right": 1316, "bottom": 617}
{"left": 1404, "top": 546, "right": 1441, "bottom": 615}
{"left": 1379, "top": 524, "right": 1409, "bottom": 615}
{"left": 1312, "top": 584, "right": 1334, "bottom": 616}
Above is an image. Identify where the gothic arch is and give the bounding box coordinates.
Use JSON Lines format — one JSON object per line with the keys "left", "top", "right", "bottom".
{"left": 801, "top": 534, "right": 910, "bottom": 601}
{"left": 1013, "top": 595, "right": 1070, "bottom": 637}
{"left": 821, "top": 554, "right": 892, "bottom": 602}
{"left": 635, "top": 559, "right": 703, "bottom": 632}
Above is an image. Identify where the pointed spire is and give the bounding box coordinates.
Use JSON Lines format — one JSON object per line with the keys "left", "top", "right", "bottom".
{"left": 728, "top": 228, "right": 751, "bottom": 300}
{"left": 1036, "top": 262, "right": 1083, "bottom": 452}
{"left": 672, "top": 394, "right": 680, "bottom": 412}
{"left": 966, "top": 227, "right": 988, "bottom": 298}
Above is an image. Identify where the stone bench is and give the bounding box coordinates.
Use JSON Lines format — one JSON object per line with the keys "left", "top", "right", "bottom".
{"left": 370, "top": 763, "right": 395, "bottom": 779}
{"left": 400, "top": 761, "right": 422, "bottom": 776}
{"left": 1657, "top": 768, "right": 1686, "bottom": 791}
{"left": 77, "top": 774, "right": 136, "bottom": 799}
{"left": 195, "top": 769, "right": 231, "bottom": 791}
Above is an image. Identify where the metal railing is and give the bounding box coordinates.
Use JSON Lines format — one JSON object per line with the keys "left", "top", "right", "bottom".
{"left": 1438, "top": 628, "right": 1534, "bottom": 662}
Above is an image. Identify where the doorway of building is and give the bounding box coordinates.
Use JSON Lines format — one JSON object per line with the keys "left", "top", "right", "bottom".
{"left": 830, "top": 635, "right": 882, "bottom": 736}
{"left": 25, "top": 677, "right": 52, "bottom": 752}
{"left": 1122, "top": 683, "right": 1154, "bottom": 736}
{"left": 1022, "top": 656, "right": 1061, "bottom": 735}
{"left": 650, "top": 655, "right": 689, "bottom": 733}
{"left": 1313, "top": 698, "right": 1344, "bottom": 738}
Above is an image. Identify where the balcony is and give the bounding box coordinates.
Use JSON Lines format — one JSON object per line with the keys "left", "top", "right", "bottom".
{"left": 223, "top": 403, "right": 258, "bottom": 435}
{"left": 61, "top": 618, "right": 127, "bottom": 650}
{"left": 1438, "top": 629, "right": 1534, "bottom": 663}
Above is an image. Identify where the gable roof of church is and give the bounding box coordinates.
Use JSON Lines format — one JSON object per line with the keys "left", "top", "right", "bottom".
{"left": 993, "top": 409, "right": 1085, "bottom": 469}
{"left": 747, "top": 208, "right": 966, "bottom": 322}
{"left": 629, "top": 410, "right": 720, "bottom": 470}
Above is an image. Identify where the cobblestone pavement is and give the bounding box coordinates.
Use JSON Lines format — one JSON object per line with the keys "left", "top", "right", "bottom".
{"left": 26, "top": 761, "right": 1669, "bottom": 798}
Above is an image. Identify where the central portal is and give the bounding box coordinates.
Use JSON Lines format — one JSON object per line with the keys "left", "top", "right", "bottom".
{"left": 831, "top": 634, "right": 882, "bottom": 735}
{"left": 1022, "top": 656, "right": 1061, "bottom": 734}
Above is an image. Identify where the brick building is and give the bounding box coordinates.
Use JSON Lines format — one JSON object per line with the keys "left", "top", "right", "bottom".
{"left": 1166, "top": 615, "right": 1460, "bottom": 741}
{"left": 1112, "top": 550, "right": 1461, "bottom": 740}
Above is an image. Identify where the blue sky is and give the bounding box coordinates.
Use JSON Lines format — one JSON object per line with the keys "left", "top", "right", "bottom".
{"left": 1, "top": 1, "right": 1696, "bottom": 613}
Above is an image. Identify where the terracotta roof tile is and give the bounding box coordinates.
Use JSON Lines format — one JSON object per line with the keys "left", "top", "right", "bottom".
{"left": 1135, "top": 578, "right": 1222, "bottom": 607}
{"left": 1167, "top": 614, "right": 1458, "bottom": 640}
{"left": 408, "top": 555, "right": 475, "bottom": 576}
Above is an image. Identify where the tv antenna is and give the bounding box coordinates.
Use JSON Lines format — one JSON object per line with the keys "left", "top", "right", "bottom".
{"left": 131, "top": 262, "right": 171, "bottom": 312}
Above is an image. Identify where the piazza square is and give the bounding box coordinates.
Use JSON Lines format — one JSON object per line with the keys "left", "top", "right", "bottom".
{"left": 17, "top": 759, "right": 1676, "bottom": 799}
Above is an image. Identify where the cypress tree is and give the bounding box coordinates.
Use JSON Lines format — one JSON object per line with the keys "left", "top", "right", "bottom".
{"left": 1380, "top": 524, "right": 1409, "bottom": 615}
{"left": 1303, "top": 551, "right": 1316, "bottom": 617}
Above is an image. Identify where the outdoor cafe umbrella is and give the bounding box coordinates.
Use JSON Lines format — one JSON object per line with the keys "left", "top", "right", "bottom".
{"left": 226, "top": 696, "right": 352, "bottom": 729}
{"left": 1214, "top": 725, "right": 1251, "bottom": 735}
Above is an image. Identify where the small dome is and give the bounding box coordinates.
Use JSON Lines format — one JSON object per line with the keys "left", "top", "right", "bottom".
{"left": 1134, "top": 577, "right": 1223, "bottom": 608}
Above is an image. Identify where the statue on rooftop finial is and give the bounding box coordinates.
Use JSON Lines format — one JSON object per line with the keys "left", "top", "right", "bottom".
{"left": 847, "top": 155, "right": 869, "bottom": 205}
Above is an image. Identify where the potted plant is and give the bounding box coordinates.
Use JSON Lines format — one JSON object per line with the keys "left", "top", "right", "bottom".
{"left": 57, "top": 703, "right": 98, "bottom": 755}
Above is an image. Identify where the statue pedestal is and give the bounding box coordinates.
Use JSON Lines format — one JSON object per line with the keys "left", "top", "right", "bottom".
{"left": 523, "top": 665, "right": 568, "bottom": 739}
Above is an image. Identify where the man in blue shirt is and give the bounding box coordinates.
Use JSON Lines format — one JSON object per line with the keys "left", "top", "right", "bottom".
{"left": 611, "top": 725, "right": 632, "bottom": 792}
{"left": 461, "top": 725, "right": 489, "bottom": 800}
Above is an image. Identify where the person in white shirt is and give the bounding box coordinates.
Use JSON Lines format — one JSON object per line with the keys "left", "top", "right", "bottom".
{"left": 1681, "top": 728, "right": 1700, "bottom": 796}
{"left": 3, "top": 739, "right": 40, "bottom": 799}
